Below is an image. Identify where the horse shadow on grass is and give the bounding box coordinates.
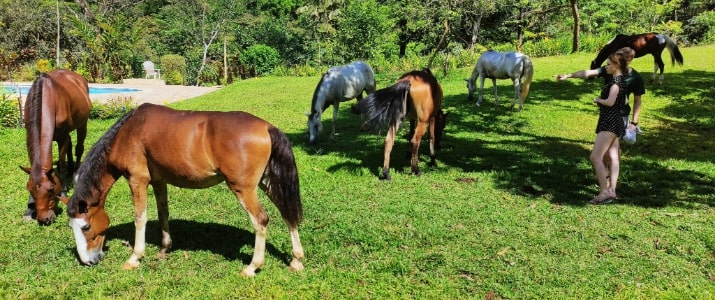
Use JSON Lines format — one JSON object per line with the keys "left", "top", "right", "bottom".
{"left": 286, "top": 70, "right": 715, "bottom": 208}
{"left": 105, "top": 219, "right": 289, "bottom": 267}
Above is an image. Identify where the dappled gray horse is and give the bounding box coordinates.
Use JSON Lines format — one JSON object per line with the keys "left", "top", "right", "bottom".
{"left": 466, "top": 50, "right": 534, "bottom": 111}
{"left": 307, "top": 61, "right": 376, "bottom": 144}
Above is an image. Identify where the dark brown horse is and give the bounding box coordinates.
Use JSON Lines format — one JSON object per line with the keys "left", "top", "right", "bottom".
{"left": 21, "top": 69, "right": 91, "bottom": 225}
{"left": 66, "top": 103, "right": 304, "bottom": 277}
{"left": 590, "top": 33, "right": 684, "bottom": 84}
{"left": 353, "top": 69, "right": 447, "bottom": 180}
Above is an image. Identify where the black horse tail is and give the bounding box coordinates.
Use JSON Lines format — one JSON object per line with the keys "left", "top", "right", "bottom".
{"left": 266, "top": 126, "right": 303, "bottom": 227}
{"left": 351, "top": 80, "right": 411, "bottom": 131}
{"left": 663, "top": 35, "right": 684, "bottom": 66}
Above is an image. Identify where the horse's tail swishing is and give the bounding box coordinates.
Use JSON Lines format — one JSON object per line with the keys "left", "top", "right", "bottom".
{"left": 663, "top": 35, "right": 684, "bottom": 66}
{"left": 264, "top": 126, "right": 304, "bottom": 271}
{"left": 518, "top": 56, "right": 534, "bottom": 111}
{"left": 352, "top": 80, "right": 411, "bottom": 132}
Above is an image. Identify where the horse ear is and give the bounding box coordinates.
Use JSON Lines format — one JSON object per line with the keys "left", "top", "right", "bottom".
{"left": 20, "top": 166, "right": 31, "bottom": 174}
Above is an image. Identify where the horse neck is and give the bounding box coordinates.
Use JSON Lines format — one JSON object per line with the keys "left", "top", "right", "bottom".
{"left": 26, "top": 75, "right": 54, "bottom": 173}
{"left": 310, "top": 77, "right": 330, "bottom": 116}
{"left": 593, "top": 46, "right": 614, "bottom": 67}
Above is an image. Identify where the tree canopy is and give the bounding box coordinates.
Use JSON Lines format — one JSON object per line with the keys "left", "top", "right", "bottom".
{"left": 1, "top": 0, "right": 713, "bottom": 84}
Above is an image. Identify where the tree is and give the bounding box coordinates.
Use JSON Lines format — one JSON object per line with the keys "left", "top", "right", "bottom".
{"left": 569, "top": 0, "right": 579, "bottom": 53}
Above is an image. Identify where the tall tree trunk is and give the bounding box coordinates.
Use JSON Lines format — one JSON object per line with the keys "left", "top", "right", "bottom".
{"left": 426, "top": 20, "right": 449, "bottom": 70}
{"left": 56, "top": 0, "right": 61, "bottom": 67}
{"left": 469, "top": 13, "right": 483, "bottom": 50}
{"left": 223, "top": 35, "right": 227, "bottom": 83}
{"left": 570, "top": 0, "right": 580, "bottom": 53}
{"left": 517, "top": 7, "right": 524, "bottom": 51}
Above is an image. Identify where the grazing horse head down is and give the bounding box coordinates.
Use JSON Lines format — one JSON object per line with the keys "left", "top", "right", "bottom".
{"left": 353, "top": 68, "right": 447, "bottom": 180}
{"left": 466, "top": 50, "right": 534, "bottom": 111}
{"left": 67, "top": 103, "right": 304, "bottom": 276}
{"left": 22, "top": 70, "right": 91, "bottom": 225}
{"left": 590, "top": 33, "right": 683, "bottom": 84}
{"left": 307, "top": 61, "right": 376, "bottom": 144}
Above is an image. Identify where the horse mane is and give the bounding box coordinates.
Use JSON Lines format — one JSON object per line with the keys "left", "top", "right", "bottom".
{"left": 26, "top": 74, "right": 47, "bottom": 181}
{"left": 69, "top": 109, "right": 137, "bottom": 212}
{"left": 309, "top": 73, "right": 328, "bottom": 116}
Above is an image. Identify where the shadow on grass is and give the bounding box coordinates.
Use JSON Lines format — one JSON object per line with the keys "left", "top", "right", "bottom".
{"left": 287, "top": 69, "right": 715, "bottom": 208}
{"left": 106, "top": 219, "right": 290, "bottom": 267}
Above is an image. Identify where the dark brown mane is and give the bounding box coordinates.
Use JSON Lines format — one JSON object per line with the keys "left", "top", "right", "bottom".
{"left": 25, "top": 74, "right": 46, "bottom": 182}
{"left": 68, "top": 109, "right": 136, "bottom": 214}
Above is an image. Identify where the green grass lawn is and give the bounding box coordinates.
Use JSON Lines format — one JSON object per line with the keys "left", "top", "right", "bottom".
{"left": 1, "top": 44, "right": 714, "bottom": 299}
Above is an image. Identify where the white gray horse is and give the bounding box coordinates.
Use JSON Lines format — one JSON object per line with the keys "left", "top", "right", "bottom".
{"left": 466, "top": 50, "right": 534, "bottom": 111}
{"left": 307, "top": 61, "right": 376, "bottom": 144}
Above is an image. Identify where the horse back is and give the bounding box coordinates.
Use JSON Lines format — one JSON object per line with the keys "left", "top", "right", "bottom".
{"left": 477, "top": 51, "right": 524, "bottom": 79}
{"left": 43, "top": 70, "right": 91, "bottom": 131}
{"left": 110, "top": 104, "right": 272, "bottom": 188}
{"left": 401, "top": 71, "right": 442, "bottom": 122}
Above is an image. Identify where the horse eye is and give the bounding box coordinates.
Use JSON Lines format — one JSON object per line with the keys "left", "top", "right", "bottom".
{"left": 81, "top": 224, "right": 90, "bottom": 232}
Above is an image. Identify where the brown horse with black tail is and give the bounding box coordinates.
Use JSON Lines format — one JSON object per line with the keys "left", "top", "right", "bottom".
{"left": 353, "top": 69, "right": 447, "bottom": 180}
{"left": 66, "top": 104, "right": 304, "bottom": 276}
{"left": 590, "top": 33, "right": 684, "bottom": 84}
{"left": 21, "top": 70, "right": 91, "bottom": 225}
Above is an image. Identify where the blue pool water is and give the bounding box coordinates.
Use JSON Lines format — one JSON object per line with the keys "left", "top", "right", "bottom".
{"left": 2, "top": 86, "right": 141, "bottom": 95}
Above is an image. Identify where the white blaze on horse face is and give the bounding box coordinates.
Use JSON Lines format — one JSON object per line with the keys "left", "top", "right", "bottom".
{"left": 69, "top": 217, "right": 104, "bottom": 265}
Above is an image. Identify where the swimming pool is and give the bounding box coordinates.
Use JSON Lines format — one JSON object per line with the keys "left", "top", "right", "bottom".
{"left": 2, "top": 86, "right": 141, "bottom": 95}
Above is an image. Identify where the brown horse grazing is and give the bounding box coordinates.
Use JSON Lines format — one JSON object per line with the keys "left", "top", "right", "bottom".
{"left": 21, "top": 69, "right": 91, "bottom": 225}
{"left": 590, "top": 33, "right": 684, "bottom": 84}
{"left": 352, "top": 69, "right": 447, "bottom": 180}
{"left": 66, "top": 103, "right": 304, "bottom": 277}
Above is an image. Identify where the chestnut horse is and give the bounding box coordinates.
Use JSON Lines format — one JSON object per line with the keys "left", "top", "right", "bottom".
{"left": 66, "top": 104, "right": 304, "bottom": 277}
{"left": 590, "top": 33, "right": 684, "bottom": 84}
{"left": 352, "top": 69, "right": 447, "bottom": 180}
{"left": 21, "top": 70, "right": 91, "bottom": 225}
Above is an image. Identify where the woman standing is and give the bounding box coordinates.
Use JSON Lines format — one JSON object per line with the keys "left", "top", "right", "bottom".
{"left": 589, "top": 52, "right": 629, "bottom": 204}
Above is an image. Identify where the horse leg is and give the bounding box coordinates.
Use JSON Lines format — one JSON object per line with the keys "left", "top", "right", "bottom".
{"left": 491, "top": 78, "right": 499, "bottom": 106}
{"left": 258, "top": 180, "right": 304, "bottom": 272}
{"left": 75, "top": 124, "right": 87, "bottom": 173}
{"left": 410, "top": 120, "right": 429, "bottom": 176}
{"left": 381, "top": 121, "right": 401, "bottom": 180}
{"left": 655, "top": 55, "right": 665, "bottom": 84}
{"left": 427, "top": 118, "right": 437, "bottom": 168}
{"left": 512, "top": 78, "right": 522, "bottom": 111}
{"left": 330, "top": 101, "right": 339, "bottom": 141}
{"left": 232, "top": 186, "right": 269, "bottom": 276}
{"left": 123, "top": 177, "right": 150, "bottom": 270}
{"left": 153, "top": 182, "right": 172, "bottom": 259}
{"left": 476, "top": 75, "right": 486, "bottom": 106}
{"left": 57, "top": 135, "right": 72, "bottom": 196}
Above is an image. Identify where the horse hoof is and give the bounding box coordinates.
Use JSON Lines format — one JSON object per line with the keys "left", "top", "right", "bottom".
{"left": 289, "top": 259, "right": 304, "bottom": 272}
{"left": 121, "top": 261, "right": 140, "bottom": 270}
{"left": 241, "top": 268, "right": 257, "bottom": 277}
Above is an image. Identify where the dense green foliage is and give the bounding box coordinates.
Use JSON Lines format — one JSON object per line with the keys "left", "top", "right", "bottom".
{"left": 1, "top": 0, "right": 714, "bottom": 85}
{"left": 0, "top": 45, "right": 713, "bottom": 298}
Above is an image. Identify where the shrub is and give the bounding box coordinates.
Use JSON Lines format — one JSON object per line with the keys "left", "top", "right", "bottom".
{"left": 90, "top": 96, "right": 136, "bottom": 120}
{"left": 36, "top": 59, "right": 52, "bottom": 74}
{"left": 0, "top": 93, "right": 21, "bottom": 128}
{"left": 239, "top": 44, "right": 280, "bottom": 76}
{"left": 160, "top": 54, "right": 186, "bottom": 85}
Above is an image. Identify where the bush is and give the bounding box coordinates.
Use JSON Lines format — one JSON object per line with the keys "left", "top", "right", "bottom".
{"left": 36, "top": 59, "right": 52, "bottom": 74}
{"left": 160, "top": 54, "right": 186, "bottom": 85}
{"left": 90, "top": 97, "right": 136, "bottom": 120}
{"left": 0, "top": 93, "right": 21, "bottom": 128}
{"left": 239, "top": 44, "right": 280, "bottom": 76}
